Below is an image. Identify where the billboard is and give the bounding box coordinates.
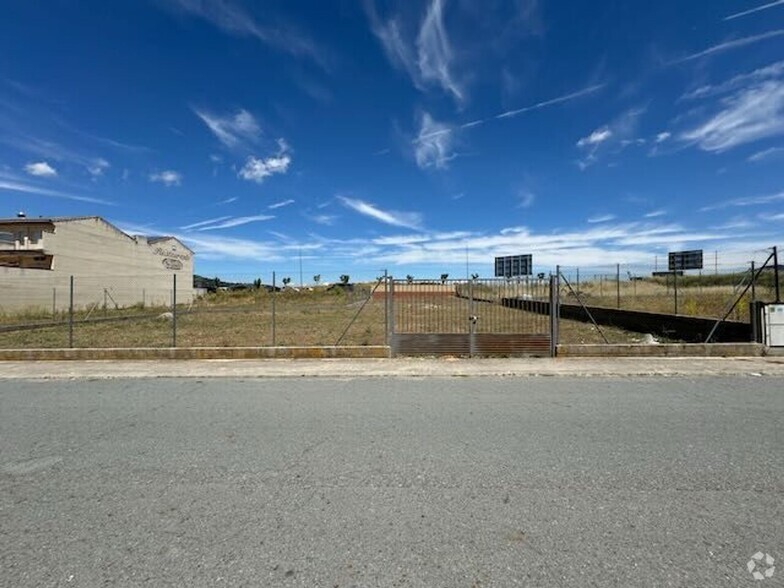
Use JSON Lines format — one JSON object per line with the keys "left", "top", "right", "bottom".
{"left": 494, "top": 254, "right": 532, "bottom": 277}
{"left": 668, "top": 250, "right": 703, "bottom": 271}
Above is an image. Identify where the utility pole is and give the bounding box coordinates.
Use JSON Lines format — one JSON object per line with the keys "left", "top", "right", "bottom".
{"left": 775, "top": 246, "right": 781, "bottom": 303}
{"left": 298, "top": 248, "right": 303, "bottom": 288}
{"left": 616, "top": 263, "right": 621, "bottom": 309}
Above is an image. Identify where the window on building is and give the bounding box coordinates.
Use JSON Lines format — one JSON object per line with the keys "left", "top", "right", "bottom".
{"left": 0, "top": 231, "right": 13, "bottom": 246}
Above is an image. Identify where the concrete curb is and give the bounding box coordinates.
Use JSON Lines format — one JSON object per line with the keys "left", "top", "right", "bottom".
{"left": 557, "top": 343, "right": 765, "bottom": 357}
{"left": 0, "top": 346, "right": 391, "bottom": 361}
{"left": 0, "top": 357, "right": 783, "bottom": 379}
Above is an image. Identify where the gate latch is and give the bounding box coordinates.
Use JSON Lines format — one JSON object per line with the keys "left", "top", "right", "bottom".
{"left": 468, "top": 315, "right": 478, "bottom": 324}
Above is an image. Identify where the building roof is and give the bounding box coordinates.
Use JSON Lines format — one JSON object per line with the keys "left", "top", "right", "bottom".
{"left": 0, "top": 215, "right": 194, "bottom": 254}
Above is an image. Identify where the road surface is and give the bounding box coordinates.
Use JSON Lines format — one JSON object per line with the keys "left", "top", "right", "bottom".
{"left": 1, "top": 377, "right": 782, "bottom": 586}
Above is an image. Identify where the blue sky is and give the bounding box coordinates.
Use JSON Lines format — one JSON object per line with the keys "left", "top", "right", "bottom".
{"left": 1, "top": 0, "right": 783, "bottom": 281}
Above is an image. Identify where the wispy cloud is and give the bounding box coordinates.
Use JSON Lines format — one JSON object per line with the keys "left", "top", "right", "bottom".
{"left": 268, "top": 199, "right": 295, "bottom": 209}
{"left": 304, "top": 213, "right": 338, "bottom": 226}
{"left": 518, "top": 191, "right": 535, "bottom": 209}
{"left": 238, "top": 139, "right": 292, "bottom": 183}
{"left": 0, "top": 177, "right": 112, "bottom": 205}
{"left": 670, "top": 30, "right": 784, "bottom": 64}
{"left": 644, "top": 209, "right": 667, "bottom": 218}
{"left": 416, "top": 0, "right": 463, "bottom": 102}
{"left": 24, "top": 161, "right": 57, "bottom": 177}
{"left": 587, "top": 214, "right": 616, "bottom": 224}
{"left": 339, "top": 196, "right": 423, "bottom": 230}
{"left": 724, "top": 0, "right": 784, "bottom": 20}
{"left": 748, "top": 146, "right": 784, "bottom": 162}
{"left": 410, "top": 84, "right": 604, "bottom": 163}
{"left": 87, "top": 158, "right": 110, "bottom": 177}
{"left": 681, "top": 60, "right": 784, "bottom": 101}
{"left": 368, "top": 0, "right": 462, "bottom": 102}
{"left": 414, "top": 112, "right": 456, "bottom": 169}
{"left": 160, "top": 0, "right": 328, "bottom": 68}
{"left": 193, "top": 215, "right": 275, "bottom": 231}
{"left": 219, "top": 196, "right": 238, "bottom": 205}
{"left": 577, "top": 128, "right": 612, "bottom": 148}
{"left": 193, "top": 108, "right": 260, "bottom": 149}
{"left": 655, "top": 132, "right": 671, "bottom": 143}
{"left": 180, "top": 216, "right": 232, "bottom": 230}
{"left": 149, "top": 170, "right": 182, "bottom": 187}
{"left": 680, "top": 80, "right": 784, "bottom": 151}
{"left": 576, "top": 108, "right": 645, "bottom": 169}
{"left": 700, "top": 190, "right": 784, "bottom": 211}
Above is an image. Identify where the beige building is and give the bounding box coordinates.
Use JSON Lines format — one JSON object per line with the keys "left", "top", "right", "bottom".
{"left": 0, "top": 215, "right": 194, "bottom": 313}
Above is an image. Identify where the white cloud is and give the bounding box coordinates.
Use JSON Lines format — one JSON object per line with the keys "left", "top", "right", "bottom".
{"left": 724, "top": 0, "right": 784, "bottom": 20}
{"left": 587, "top": 214, "right": 616, "bottom": 224}
{"left": 416, "top": 0, "right": 463, "bottom": 102}
{"left": 268, "top": 199, "right": 295, "bottom": 209}
{"left": 24, "top": 161, "right": 57, "bottom": 177}
{"left": 748, "top": 146, "right": 784, "bottom": 162}
{"left": 149, "top": 170, "right": 182, "bottom": 187}
{"left": 369, "top": 0, "right": 462, "bottom": 103}
{"left": 194, "top": 215, "right": 275, "bottom": 231}
{"left": 339, "top": 196, "right": 423, "bottom": 230}
{"left": 700, "top": 190, "right": 784, "bottom": 211}
{"left": 655, "top": 132, "right": 671, "bottom": 143}
{"left": 87, "top": 158, "right": 110, "bottom": 177}
{"left": 180, "top": 216, "right": 232, "bottom": 230}
{"left": 670, "top": 30, "right": 784, "bottom": 64}
{"left": 238, "top": 140, "right": 292, "bottom": 183}
{"left": 681, "top": 61, "right": 784, "bottom": 101}
{"left": 219, "top": 196, "right": 238, "bottom": 205}
{"left": 576, "top": 108, "right": 645, "bottom": 169}
{"left": 160, "top": 0, "right": 326, "bottom": 67}
{"left": 681, "top": 80, "right": 784, "bottom": 151}
{"left": 577, "top": 128, "right": 612, "bottom": 148}
{"left": 644, "top": 209, "right": 667, "bottom": 218}
{"left": 414, "top": 112, "right": 456, "bottom": 169}
{"left": 194, "top": 108, "right": 261, "bottom": 148}
{"left": 306, "top": 213, "right": 338, "bottom": 226}
{"left": 0, "top": 177, "right": 111, "bottom": 205}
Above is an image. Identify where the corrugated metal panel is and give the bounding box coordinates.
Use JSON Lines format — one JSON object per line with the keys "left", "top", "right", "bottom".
{"left": 391, "top": 334, "right": 470, "bottom": 356}
{"left": 472, "top": 334, "right": 550, "bottom": 356}
{"left": 391, "top": 333, "right": 551, "bottom": 356}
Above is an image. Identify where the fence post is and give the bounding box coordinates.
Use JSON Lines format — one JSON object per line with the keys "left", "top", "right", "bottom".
{"left": 549, "top": 270, "right": 560, "bottom": 357}
{"left": 383, "top": 269, "right": 389, "bottom": 345}
{"left": 172, "top": 273, "right": 177, "bottom": 347}
{"left": 271, "top": 271, "right": 277, "bottom": 346}
{"left": 616, "top": 263, "right": 621, "bottom": 309}
{"left": 68, "top": 276, "right": 74, "bottom": 348}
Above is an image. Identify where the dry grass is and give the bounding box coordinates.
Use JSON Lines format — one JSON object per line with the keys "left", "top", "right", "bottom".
{"left": 564, "top": 278, "right": 773, "bottom": 321}
{"left": 0, "top": 283, "right": 680, "bottom": 349}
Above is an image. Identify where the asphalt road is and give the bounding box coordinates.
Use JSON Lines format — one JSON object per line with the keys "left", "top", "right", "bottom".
{"left": 1, "top": 377, "right": 782, "bottom": 587}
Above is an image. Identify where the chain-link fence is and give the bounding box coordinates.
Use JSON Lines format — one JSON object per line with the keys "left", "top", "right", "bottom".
{"left": 0, "top": 272, "right": 388, "bottom": 349}
{"left": 1, "top": 246, "right": 781, "bottom": 349}
{"left": 556, "top": 247, "right": 780, "bottom": 323}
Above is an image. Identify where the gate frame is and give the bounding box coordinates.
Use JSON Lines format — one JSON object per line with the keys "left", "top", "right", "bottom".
{"left": 387, "top": 276, "right": 557, "bottom": 357}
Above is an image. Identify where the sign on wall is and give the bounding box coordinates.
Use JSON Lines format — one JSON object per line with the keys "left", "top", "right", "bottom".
{"left": 494, "top": 254, "right": 533, "bottom": 277}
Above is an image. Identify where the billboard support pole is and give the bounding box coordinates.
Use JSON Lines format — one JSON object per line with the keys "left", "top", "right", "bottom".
{"left": 673, "top": 269, "right": 678, "bottom": 315}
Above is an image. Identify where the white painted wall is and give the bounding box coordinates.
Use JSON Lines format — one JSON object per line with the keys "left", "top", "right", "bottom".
{"left": 0, "top": 218, "right": 194, "bottom": 313}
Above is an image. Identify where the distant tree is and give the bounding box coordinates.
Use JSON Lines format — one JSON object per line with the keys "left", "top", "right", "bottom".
{"left": 406, "top": 274, "right": 414, "bottom": 284}
{"left": 313, "top": 274, "right": 321, "bottom": 285}
{"left": 339, "top": 274, "right": 350, "bottom": 285}
{"left": 253, "top": 278, "right": 262, "bottom": 289}
{"left": 213, "top": 276, "right": 221, "bottom": 290}
{"left": 282, "top": 277, "right": 292, "bottom": 287}
{"left": 440, "top": 273, "right": 449, "bottom": 284}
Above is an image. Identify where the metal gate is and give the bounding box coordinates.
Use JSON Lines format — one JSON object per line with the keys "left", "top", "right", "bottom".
{"left": 387, "top": 277, "right": 557, "bottom": 357}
